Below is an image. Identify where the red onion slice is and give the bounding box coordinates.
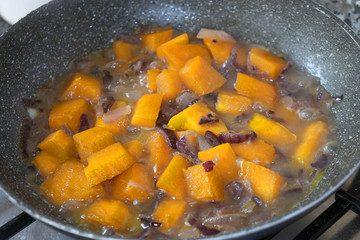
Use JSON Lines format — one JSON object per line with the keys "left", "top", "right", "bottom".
{"left": 103, "top": 105, "right": 131, "bottom": 124}
{"left": 196, "top": 28, "right": 236, "bottom": 43}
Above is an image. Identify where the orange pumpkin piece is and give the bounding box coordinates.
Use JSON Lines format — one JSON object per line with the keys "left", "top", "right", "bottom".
{"left": 272, "top": 101, "right": 298, "bottom": 124}
{"left": 142, "top": 28, "right": 173, "bottom": 52}
{"left": 40, "top": 160, "right": 105, "bottom": 206}
{"left": 198, "top": 143, "right": 239, "bottom": 183}
{"left": 157, "top": 33, "right": 189, "bottom": 60}
{"left": 147, "top": 69, "right": 162, "bottom": 91}
{"left": 32, "top": 151, "right": 62, "bottom": 176}
{"left": 184, "top": 163, "right": 224, "bottom": 201}
{"left": 95, "top": 101, "right": 129, "bottom": 136}
{"left": 83, "top": 199, "right": 130, "bottom": 230}
{"left": 73, "top": 127, "right": 115, "bottom": 165}
{"left": 234, "top": 72, "right": 277, "bottom": 109}
{"left": 216, "top": 90, "right": 253, "bottom": 114}
{"left": 111, "top": 163, "right": 154, "bottom": 202}
{"left": 48, "top": 98, "right": 90, "bottom": 132}
{"left": 179, "top": 56, "right": 227, "bottom": 96}
{"left": 293, "top": 121, "right": 330, "bottom": 167}
{"left": 85, "top": 142, "right": 135, "bottom": 186}
{"left": 168, "top": 101, "right": 228, "bottom": 135}
{"left": 239, "top": 159, "right": 285, "bottom": 203}
{"left": 152, "top": 198, "right": 187, "bottom": 232}
{"left": 124, "top": 140, "right": 145, "bottom": 160}
{"left": 163, "top": 44, "right": 211, "bottom": 70}
{"left": 156, "top": 155, "right": 188, "bottom": 199}
{"left": 248, "top": 113, "right": 296, "bottom": 145}
{"left": 232, "top": 138, "right": 275, "bottom": 167}
{"left": 156, "top": 69, "right": 182, "bottom": 101}
{"left": 249, "top": 48, "right": 287, "bottom": 80}
{"left": 203, "top": 38, "right": 247, "bottom": 68}
{"left": 60, "top": 72, "right": 101, "bottom": 104}
{"left": 38, "top": 129, "right": 75, "bottom": 161}
{"left": 130, "top": 93, "right": 163, "bottom": 129}
{"left": 113, "top": 40, "right": 132, "bottom": 60}
{"left": 148, "top": 131, "right": 173, "bottom": 178}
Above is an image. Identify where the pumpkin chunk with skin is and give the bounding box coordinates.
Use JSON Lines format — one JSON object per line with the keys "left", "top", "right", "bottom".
{"left": 157, "top": 33, "right": 189, "bottom": 60}
{"left": 83, "top": 199, "right": 130, "bottom": 230}
{"left": 111, "top": 163, "right": 155, "bottom": 202}
{"left": 113, "top": 40, "right": 132, "bottom": 60}
{"left": 179, "top": 56, "right": 227, "bottom": 96}
{"left": 95, "top": 101, "right": 129, "bottom": 136}
{"left": 49, "top": 98, "right": 90, "bottom": 132}
{"left": 232, "top": 138, "right": 276, "bottom": 167}
{"left": 124, "top": 140, "right": 145, "bottom": 160}
{"left": 130, "top": 93, "right": 163, "bottom": 129}
{"left": 148, "top": 131, "right": 173, "bottom": 178}
{"left": 198, "top": 143, "right": 239, "bottom": 183}
{"left": 73, "top": 127, "right": 115, "bottom": 165}
{"left": 32, "top": 151, "right": 62, "bottom": 176}
{"left": 40, "top": 160, "right": 105, "bottom": 206}
{"left": 184, "top": 163, "right": 224, "bottom": 201}
{"left": 60, "top": 72, "right": 101, "bottom": 104}
{"left": 249, "top": 48, "right": 287, "bottom": 80}
{"left": 248, "top": 113, "right": 296, "bottom": 145}
{"left": 203, "top": 38, "right": 247, "bottom": 68}
{"left": 216, "top": 90, "right": 253, "bottom": 114}
{"left": 156, "top": 69, "right": 183, "bottom": 101}
{"left": 239, "top": 159, "right": 285, "bottom": 203}
{"left": 85, "top": 142, "right": 135, "bottom": 186}
{"left": 156, "top": 155, "right": 188, "bottom": 199}
{"left": 147, "top": 69, "right": 162, "bottom": 91}
{"left": 152, "top": 198, "right": 187, "bottom": 233}
{"left": 38, "top": 129, "right": 75, "bottom": 161}
{"left": 142, "top": 28, "right": 173, "bottom": 52}
{"left": 235, "top": 72, "right": 277, "bottom": 109}
{"left": 163, "top": 44, "right": 211, "bottom": 70}
{"left": 293, "top": 121, "right": 330, "bottom": 168}
{"left": 168, "top": 101, "right": 228, "bottom": 135}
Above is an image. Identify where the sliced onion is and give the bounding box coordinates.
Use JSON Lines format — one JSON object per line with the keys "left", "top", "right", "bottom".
{"left": 103, "top": 105, "right": 131, "bottom": 124}
{"left": 202, "top": 213, "right": 247, "bottom": 227}
{"left": 196, "top": 28, "right": 236, "bottom": 42}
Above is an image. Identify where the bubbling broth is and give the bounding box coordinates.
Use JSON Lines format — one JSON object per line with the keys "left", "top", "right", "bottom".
{"left": 22, "top": 26, "right": 338, "bottom": 238}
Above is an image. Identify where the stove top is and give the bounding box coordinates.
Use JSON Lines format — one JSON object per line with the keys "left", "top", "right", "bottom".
{"left": 1, "top": 0, "right": 360, "bottom": 239}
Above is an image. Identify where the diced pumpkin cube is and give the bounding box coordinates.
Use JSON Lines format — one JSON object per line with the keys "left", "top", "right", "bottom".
{"left": 184, "top": 163, "right": 224, "bottom": 201}
{"left": 248, "top": 113, "right": 296, "bottom": 145}
{"left": 113, "top": 40, "right": 132, "bottom": 60}
{"left": 156, "top": 69, "right": 182, "bottom": 101}
{"left": 156, "top": 155, "right": 188, "bottom": 199}
{"left": 73, "top": 127, "right": 115, "bottom": 164}
{"left": 157, "top": 33, "right": 189, "bottom": 60}
{"left": 60, "top": 73, "right": 101, "bottom": 104}
{"left": 38, "top": 129, "right": 75, "bottom": 161}
{"left": 142, "top": 28, "right": 173, "bottom": 52}
{"left": 152, "top": 198, "right": 187, "bottom": 232}
{"left": 232, "top": 138, "right": 275, "bottom": 167}
{"left": 83, "top": 199, "right": 130, "bottom": 230}
{"left": 111, "top": 163, "right": 155, "bottom": 202}
{"left": 168, "top": 101, "right": 228, "bottom": 135}
{"left": 85, "top": 142, "right": 135, "bottom": 186}
{"left": 163, "top": 44, "right": 211, "bottom": 70}
{"left": 148, "top": 131, "right": 173, "bottom": 178}
{"left": 198, "top": 143, "right": 239, "bottom": 183}
{"left": 32, "top": 151, "right": 62, "bottom": 176}
{"left": 216, "top": 90, "right": 253, "bottom": 114}
{"left": 95, "top": 101, "right": 129, "bottom": 136}
{"left": 293, "top": 121, "right": 330, "bottom": 167}
{"left": 235, "top": 73, "right": 277, "bottom": 109}
{"left": 40, "top": 160, "right": 105, "bottom": 206}
{"left": 49, "top": 98, "right": 90, "bottom": 132}
{"left": 272, "top": 101, "right": 298, "bottom": 124}
{"left": 239, "top": 159, "right": 285, "bottom": 203}
{"left": 249, "top": 48, "right": 287, "bottom": 80}
{"left": 203, "top": 38, "right": 247, "bottom": 67}
{"left": 147, "top": 69, "right": 162, "bottom": 91}
{"left": 130, "top": 93, "right": 163, "bottom": 128}
{"left": 179, "top": 56, "right": 227, "bottom": 96}
{"left": 124, "top": 140, "right": 145, "bottom": 160}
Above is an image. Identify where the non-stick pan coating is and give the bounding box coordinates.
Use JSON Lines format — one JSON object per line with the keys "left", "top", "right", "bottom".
{"left": 1, "top": 0, "right": 360, "bottom": 239}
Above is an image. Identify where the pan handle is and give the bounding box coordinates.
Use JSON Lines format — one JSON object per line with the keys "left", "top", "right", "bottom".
{"left": 0, "top": 212, "right": 35, "bottom": 239}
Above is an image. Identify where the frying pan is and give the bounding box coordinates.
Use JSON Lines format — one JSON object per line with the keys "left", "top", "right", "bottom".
{"left": 1, "top": 0, "right": 360, "bottom": 239}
